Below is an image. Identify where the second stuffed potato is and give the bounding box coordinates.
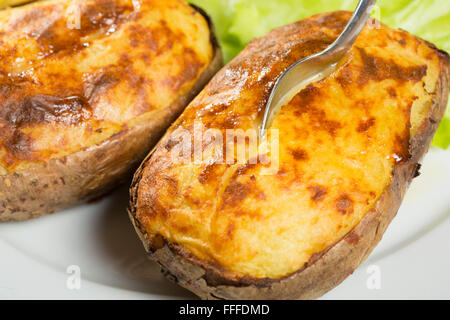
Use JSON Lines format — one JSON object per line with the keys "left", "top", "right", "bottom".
{"left": 0, "top": 0, "right": 221, "bottom": 221}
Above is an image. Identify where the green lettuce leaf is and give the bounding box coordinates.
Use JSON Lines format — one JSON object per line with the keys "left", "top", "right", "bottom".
{"left": 433, "top": 107, "right": 450, "bottom": 149}
{"left": 190, "top": 0, "right": 450, "bottom": 148}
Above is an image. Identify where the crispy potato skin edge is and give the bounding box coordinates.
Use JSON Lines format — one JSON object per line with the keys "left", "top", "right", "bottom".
{"left": 128, "top": 42, "right": 449, "bottom": 299}
{"left": 0, "top": 6, "right": 222, "bottom": 222}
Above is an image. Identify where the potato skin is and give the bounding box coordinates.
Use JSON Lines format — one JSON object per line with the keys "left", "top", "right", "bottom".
{"left": 129, "top": 11, "right": 449, "bottom": 299}
{"left": 0, "top": 1, "right": 222, "bottom": 221}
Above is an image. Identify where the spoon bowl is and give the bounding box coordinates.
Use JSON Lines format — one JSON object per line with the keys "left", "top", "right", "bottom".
{"left": 259, "top": 0, "right": 377, "bottom": 137}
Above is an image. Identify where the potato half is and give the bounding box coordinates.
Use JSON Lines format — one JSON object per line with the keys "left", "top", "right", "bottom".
{"left": 130, "top": 11, "right": 450, "bottom": 299}
{"left": 0, "top": 0, "right": 222, "bottom": 221}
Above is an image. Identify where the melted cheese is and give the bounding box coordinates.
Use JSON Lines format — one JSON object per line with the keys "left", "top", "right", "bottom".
{"left": 0, "top": 0, "right": 214, "bottom": 173}
{"left": 136, "top": 11, "right": 444, "bottom": 278}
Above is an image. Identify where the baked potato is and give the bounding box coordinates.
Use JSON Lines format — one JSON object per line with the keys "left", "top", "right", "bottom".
{"left": 0, "top": 0, "right": 222, "bottom": 221}
{"left": 129, "top": 11, "right": 450, "bottom": 299}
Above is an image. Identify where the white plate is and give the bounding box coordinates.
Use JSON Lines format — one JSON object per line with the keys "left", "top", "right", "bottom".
{"left": 0, "top": 149, "right": 449, "bottom": 300}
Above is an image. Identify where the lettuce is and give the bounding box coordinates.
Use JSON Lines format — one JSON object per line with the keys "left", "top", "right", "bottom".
{"left": 433, "top": 108, "right": 450, "bottom": 149}
{"left": 190, "top": 0, "right": 450, "bottom": 148}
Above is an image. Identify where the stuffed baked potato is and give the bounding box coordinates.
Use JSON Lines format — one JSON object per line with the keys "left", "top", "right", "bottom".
{"left": 129, "top": 11, "right": 449, "bottom": 299}
{"left": 0, "top": 0, "right": 221, "bottom": 221}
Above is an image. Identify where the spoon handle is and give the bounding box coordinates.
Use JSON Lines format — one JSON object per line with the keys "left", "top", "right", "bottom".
{"left": 259, "top": 0, "right": 377, "bottom": 138}
{"left": 326, "top": 0, "right": 377, "bottom": 59}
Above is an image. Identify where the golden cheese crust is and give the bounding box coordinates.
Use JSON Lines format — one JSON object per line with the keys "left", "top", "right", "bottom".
{"left": 0, "top": 0, "right": 222, "bottom": 221}
{"left": 0, "top": 0, "right": 33, "bottom": 9}
{"left": 0, "top": 0, "right": 214, "bottom": 173}
{"left": 131, "top": 10, "right": 450, "bottom": 283}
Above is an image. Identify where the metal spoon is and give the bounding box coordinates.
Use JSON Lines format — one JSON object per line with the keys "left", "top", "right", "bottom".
{"left": 259, "top": 0, "right": 377, "bottom": 138}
